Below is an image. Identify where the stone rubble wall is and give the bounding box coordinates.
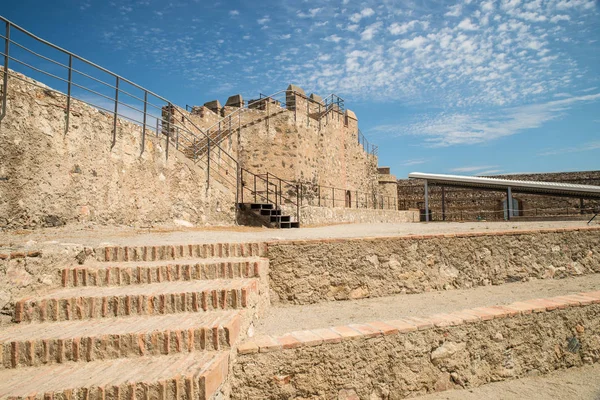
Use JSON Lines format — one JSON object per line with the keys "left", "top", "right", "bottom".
{"left": 0, "top": 70, "right": 236, "bottom": 231}
{"left": 281, "top": 204, "right": 418, "bottom": 225}
{"left": 266, "top": 228, "right": 600, "bottom": 305}
{"left": 231, "top": 295, "right": 600, "bottom": 399}
{"left": 398, "top": 171, "right": 600, "bottom": 220}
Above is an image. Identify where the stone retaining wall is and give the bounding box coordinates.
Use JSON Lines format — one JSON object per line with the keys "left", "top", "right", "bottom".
{"left": 231, "top": 292, "right": 600, "bottom": 399}
{"left": 281, "top": 205, "right": 418, "bottom": 225}
{"left": 266, "top": 227, "right": 600, "bottom": 305}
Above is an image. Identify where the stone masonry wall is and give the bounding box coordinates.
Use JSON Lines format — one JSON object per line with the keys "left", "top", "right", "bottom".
{"left": 0, "top": 70, "right": 236, "bottom": 231}
{"left": 281, "top": 204, "right": 418, "bottom": 225}
{"left": 266, "top": 228, "right": 600, "bottom": 305}
{"left": 398, "top": 171, "right": 600, "bottom": 220}
{"left": 179, "top": 90, "right": 383, "bottom": 206}
{"left": 231, "top": 298, "right": 600, "bottom": 399}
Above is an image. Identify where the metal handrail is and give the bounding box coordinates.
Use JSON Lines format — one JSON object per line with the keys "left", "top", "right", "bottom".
{"left": 0, "top": 15, "right": 243, "bottom": 208}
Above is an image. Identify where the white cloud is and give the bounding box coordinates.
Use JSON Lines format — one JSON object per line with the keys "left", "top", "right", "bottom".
{"left": 445, "top": 4, "right": 462, "bottom": 17}
{"left": 550, "top": 14, "right": 571, "bottom": 23}
{"left": 325, "top": 34, "right": 342, "bottom": 43}
{"left": 397, "top": 36, "right": 428, "bottom": 49}
{"left": 350, "top": 8, "right": 375, "bottom": 23}
{"left": 229, "top": 10, "right": 239, "bottom": 16}
{"left": 361, "top": 22, "right": 382, "bottom": 41}
{"left": 280, "top": 34, "right": 291, "bottom": 40}
{"left": 257, "top": 16, "right": 270, "bottom": 25}
{"left": 388, "top": 20, "right": 428, "bottom": 35}
{"left": 458, "top": 18, "right": 478, "bottom": 31}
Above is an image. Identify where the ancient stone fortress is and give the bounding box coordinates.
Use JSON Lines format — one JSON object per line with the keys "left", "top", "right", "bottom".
{"left": 1, "top": 17, "right": 600, "bottom": 400}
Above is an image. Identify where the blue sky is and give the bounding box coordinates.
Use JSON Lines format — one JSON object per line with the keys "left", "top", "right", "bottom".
{"left": 3, "top": 0, "right": 599, "bottom": 178}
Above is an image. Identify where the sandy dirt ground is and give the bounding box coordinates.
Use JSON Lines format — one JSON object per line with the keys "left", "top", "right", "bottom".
{"left": 1, "top": 220, "right": 596, "bottom": 249}
{"left": 415, "top": 363, "right": 600, "bottom": 400}
{"left": 255, "top": 274, "right": 600, "bottom": 336}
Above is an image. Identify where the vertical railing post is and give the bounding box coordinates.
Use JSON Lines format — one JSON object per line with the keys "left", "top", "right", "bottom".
{"left": 306, "top": 97, "right": 309, "bottom": 128}
{"left": 0, "top": 20, "right": 9, "bottom": 123}
{"left": 141, "top": 91, "right": 147, "bottom": 155}
{"left": 318, "top": 103, "right": 321, "bottom": 130}
{"left": 296, "top": 184, "right": 300, "bottom": 225}
{"left": 332, "top": 187, "right": 335, "bottom": 208}
{"left": 165, "top": 103, "right": 171, "bottom": 160}
{"left": 65, "top": 55, "right": 72, "bottom": 134}
{"left": 236, "top": 162, "right": 240, "bottom": 208}
{"left": 112, "top": 77, "right": 119, "bottom": 148}
{"left": 266, "top": 173, "right": 270, "bottom": 203}
{"left": 318, "top": 185, "right": 321, "bottom": 207}
{"left": 206, "top": 138, "right": 210, "bottom": 187}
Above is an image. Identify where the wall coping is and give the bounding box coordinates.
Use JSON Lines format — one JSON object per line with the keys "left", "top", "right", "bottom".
{"left": 73, "top": 226, "right": 600, "bottom": 261}
{"left": 264, "top": 225, "right": 600, "bottom": 246}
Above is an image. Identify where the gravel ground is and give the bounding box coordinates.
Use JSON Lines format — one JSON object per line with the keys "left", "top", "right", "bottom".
{"left": 1, "top": 220, "right": 595, "bottom": 248}
{"left": 255, "top": 274, "right": 600, "bottom": 336}
{"left": 416, "top": 364, "right": 600, "bottom": 400}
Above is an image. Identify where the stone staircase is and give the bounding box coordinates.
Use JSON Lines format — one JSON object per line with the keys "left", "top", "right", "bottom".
{"left": 237, "top": 202, "right": 300, "bottom": 229}
{"left": 0, "top": 242, "right": 268, "bottom": 399}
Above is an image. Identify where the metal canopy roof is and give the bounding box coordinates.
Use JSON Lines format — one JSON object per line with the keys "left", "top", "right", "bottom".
{"left": 408, "top": 172, "right": 600, "bottom": 199}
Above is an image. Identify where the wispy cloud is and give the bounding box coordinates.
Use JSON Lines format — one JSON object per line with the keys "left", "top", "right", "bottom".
{"left": 401, "top": 158, "right": 430, "bottom": 166}
{"left": 538, "top": 141, "right": 600, "bottom": 156}
{"left": 374, "top": 93, "right": 600, "bottom": 147}
{"left": 450, "top": 165, "right": 499, "bottom": 173}
{"left": 350, "top": 8, "right": 375, "bottom": 23}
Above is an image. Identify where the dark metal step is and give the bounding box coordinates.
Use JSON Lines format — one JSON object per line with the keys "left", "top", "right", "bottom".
{"left": 270, "top": 215, "right": 291, "bottom": 223}
{"left": 260, "top": 209, "right": 282, "bottom": 216}
{"left": 249, "top": 203, "right": 274, "bottom": 210}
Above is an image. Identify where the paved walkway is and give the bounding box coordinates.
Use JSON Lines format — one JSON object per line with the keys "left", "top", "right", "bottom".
{"left": 416, "top": 364, "right": 600, "bottom": 400}
{"left": 1, "top": 220, "right": 593, "bottom": 249}
{"left": 255, "top": 274, "right": 600, "bottom": 336}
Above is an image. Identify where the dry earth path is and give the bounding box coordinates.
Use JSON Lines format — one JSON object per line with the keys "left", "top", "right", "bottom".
{"left": 415, "top": 363, "right": 600, "bottom": 400}
{"left": 255, "top": 274, "right": 600, "bottom": 336}
{"left": 1, "top": 221, "right": 594, "bottom": 248}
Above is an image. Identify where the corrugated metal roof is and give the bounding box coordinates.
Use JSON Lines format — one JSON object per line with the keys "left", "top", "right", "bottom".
{"left": 408, "top": 172, "right": 600, "bottom": 197}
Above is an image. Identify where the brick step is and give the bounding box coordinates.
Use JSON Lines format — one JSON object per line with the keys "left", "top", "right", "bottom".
{"left": 0, "top": 311, "right": 241, "bottom": 369}
{"left": 99, "top": 241, "right": 266, "bottom": 262}
{"left": 62, "top": 257, "right": 266, "bottom": 288}
{"left": 241, "top": 290, "right": 600, "bottom": 354}
{"left": 15, "top": 278, "right": 259, "bottom": 323}
{"left": 0, "top": 351, "right": 229, "bottom": 400}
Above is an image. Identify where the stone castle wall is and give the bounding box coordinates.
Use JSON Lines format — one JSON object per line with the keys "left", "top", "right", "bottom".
{"left": 178, "top": 86, "right": 390, "bottom": 209}
{"left": 0, "top": 71, "right": 236, "bottom": 231}
{"left": 397, "top": 171, "right": 600, "bottom": 220}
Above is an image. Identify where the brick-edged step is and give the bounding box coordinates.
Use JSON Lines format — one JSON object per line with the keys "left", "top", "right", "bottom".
{"left": 99, "top": 241, "right": 266, "bottom": 262}
{"left": 62, "top": 257, "right": 266, "bottom": 288}
{"left": 0, "top": 351, "right": 229, "bottom": 400}
{"left": 233, "top": 290, "right": 600, "bottom": 398}
{"left": 14, "top": 279, "right": 259, "bottom": 323}
{"left": 239, "top": 291, "right": 600, "bottom": 353}
{"left": 1, "top": 310, "right": 241, "bottom": 369}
